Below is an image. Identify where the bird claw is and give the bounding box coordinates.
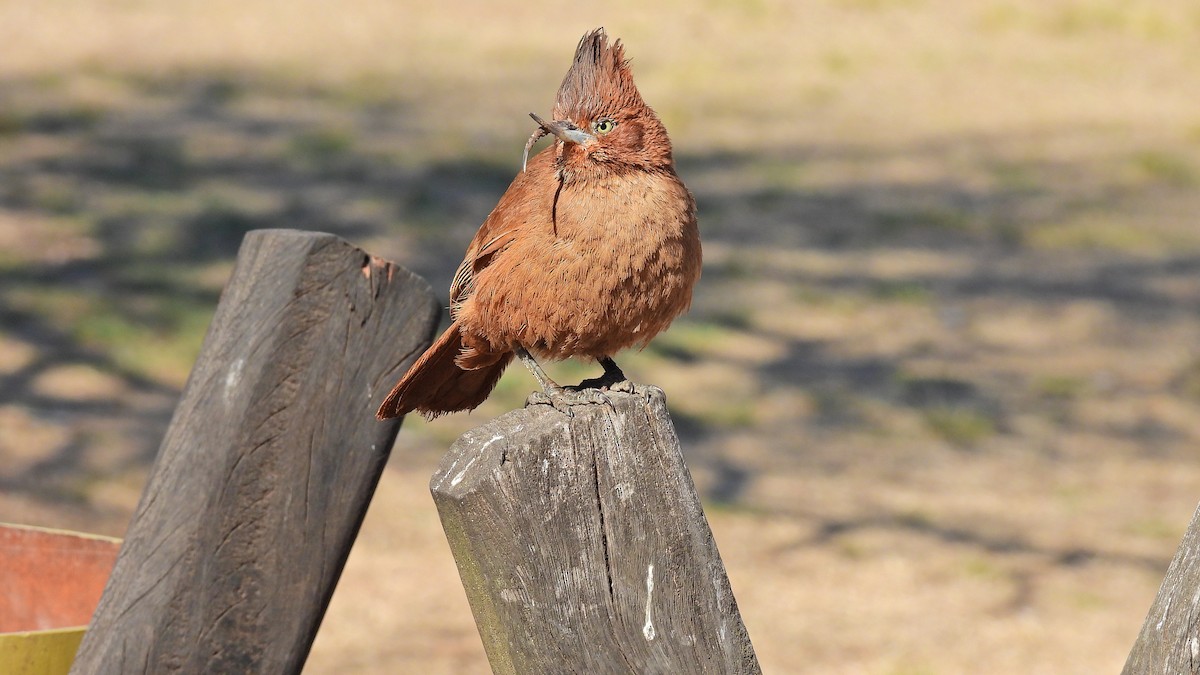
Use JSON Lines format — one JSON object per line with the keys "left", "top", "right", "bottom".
{"left": 607, "top": 379, "right": 637, "bottom": 394}
{"left": 526, "top": 387, "right": 614, "bottom": 416}
{"left": 526, "top": 390, "right": 571, "bottom": 416}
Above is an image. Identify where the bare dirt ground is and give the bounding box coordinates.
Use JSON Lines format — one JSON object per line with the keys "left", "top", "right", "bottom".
{"left": 3, "top": 1, "right": 1200, "bottom": 672}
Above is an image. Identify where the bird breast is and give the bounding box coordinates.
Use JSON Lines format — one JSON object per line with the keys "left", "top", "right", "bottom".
{"left": 461, "top": 169, "right": 701, "bottom": 360}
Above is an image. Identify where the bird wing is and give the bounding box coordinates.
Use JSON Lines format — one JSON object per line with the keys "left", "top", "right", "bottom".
{"left": 448, "top": 149, "right": 556, "bottom": 316}
{"left": 448, "top": 228, "right": 517, "bottom": 314}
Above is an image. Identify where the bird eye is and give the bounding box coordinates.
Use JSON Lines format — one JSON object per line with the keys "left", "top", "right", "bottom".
{"left": 593, "top": 119, "right": 616, "bottom": 134}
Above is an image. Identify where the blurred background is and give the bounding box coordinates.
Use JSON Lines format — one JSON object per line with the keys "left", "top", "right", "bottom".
{"left": 2, "top": 0, "right": 1199, "bottom": 672}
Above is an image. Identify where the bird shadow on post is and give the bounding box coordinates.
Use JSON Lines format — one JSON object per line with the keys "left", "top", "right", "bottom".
{"left": 432, "top": 386, "right": 761, "bottom": 674}
{"left": 71, "top": 229, "right": 440, "bottom": 674}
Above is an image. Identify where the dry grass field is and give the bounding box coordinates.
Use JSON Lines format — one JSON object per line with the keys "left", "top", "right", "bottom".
{"left": 3, "top": 1, "right": 1200, "bottom": 672}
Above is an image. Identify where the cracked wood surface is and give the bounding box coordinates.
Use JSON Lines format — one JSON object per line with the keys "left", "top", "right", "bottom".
{"left": 431, "top": 387, "right": 761, "bottom": 674}
{"left": 1124, "top": 502, "right": 1200, "bottom": 675}
{"left": 70, "top": 229, "right": 439, "bottom": 674}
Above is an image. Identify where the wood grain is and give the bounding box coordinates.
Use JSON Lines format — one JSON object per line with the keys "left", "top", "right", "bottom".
{"left": 1123, "top": 502, "right": 1200, "bottom": 675}
{"left": 432, "top": 386, "right": 761, "bottom": 674}
{"left": 71, "top": 229, "right": 439, "bottom": 674}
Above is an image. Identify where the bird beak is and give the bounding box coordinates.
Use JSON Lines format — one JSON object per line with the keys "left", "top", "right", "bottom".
{"left": 523, "top": 112, "right": 594, "bottom": 172}
{"left": 529, "top": 113, "right": 594, "bottom": 145}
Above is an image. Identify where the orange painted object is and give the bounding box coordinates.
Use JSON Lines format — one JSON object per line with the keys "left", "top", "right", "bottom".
{"left": 0, "top": 523, "right": 120, "bottom": 674}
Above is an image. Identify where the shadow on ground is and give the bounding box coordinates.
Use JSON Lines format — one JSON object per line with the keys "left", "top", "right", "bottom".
{"left": 1, "top": 72, "right": 1197, "bottom": 568}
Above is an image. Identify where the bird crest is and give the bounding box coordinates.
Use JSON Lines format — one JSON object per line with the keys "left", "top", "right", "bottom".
{"left": 552, "top": 28, "right": 645, "bottom": 121}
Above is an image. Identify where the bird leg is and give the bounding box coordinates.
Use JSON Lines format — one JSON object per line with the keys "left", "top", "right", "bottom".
{"left": 517, "top": 346, "right": 611, "bottom": 415}
{"left": 515, "top": 345, "right": 562, "bottom": 395}
{"left": 574, "top": 356, "right": 636, "bottom": 393}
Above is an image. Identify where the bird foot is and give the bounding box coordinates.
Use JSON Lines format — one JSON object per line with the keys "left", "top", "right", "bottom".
{"left": 526, "top": 386, "right": 614, "bottom": 416}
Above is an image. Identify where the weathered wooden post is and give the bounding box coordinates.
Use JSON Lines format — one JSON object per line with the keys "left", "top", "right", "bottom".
{"left": 1123, "top": 503, "right": 1200, "bottom": 674}
{"left": 71, "top": 229, "right": 439, "bottom": 674}
{"left": 432, "top": 386, "right": 761, "bottom": 674}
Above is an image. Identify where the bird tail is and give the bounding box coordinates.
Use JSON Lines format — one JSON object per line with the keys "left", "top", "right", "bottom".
{"left": 376, "top": 320, "right": 513, "bottom": 420}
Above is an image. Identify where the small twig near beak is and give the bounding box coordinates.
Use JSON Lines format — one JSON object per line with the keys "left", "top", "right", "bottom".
{"left": 522, "top": 125, "right": 548, "bottom": 173}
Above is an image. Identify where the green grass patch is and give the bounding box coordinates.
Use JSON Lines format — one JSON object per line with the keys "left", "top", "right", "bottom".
{"left": 73, "top": 297, "right": 212, "bottom": 385}
{"left": 821, "top": 50, "right": 858, "bottom": 75}
{"left": 647, "top": 321, "right": 739, "bottom": 361}
{"left": 338, "top": 71, "right": 407, "bottom": 109}
{"left": 702, "top": 399, "right": 759, "bottom": 430}
{"left": 0, "top": 102, "right": 107, "bottom": 137}
{"left": 1125, "top": 517, "right": 1179, "bottom": 540}
{"left": 1026, "top": 217, "right": 1195, "bottom": 254}
{"left": 874, "top": 207, "right": 974, "bottom": 236}
{"left": 288, "top": 127, "right": 357, "bottom": 169}
{"left": 1045, "top": 4, "right": 1174, "bottom": 39}
{"left": 977, "top": 3, "right": 1023, "bottom": 32}
{"left": 980, "top": 4, "right": 1178, "bottom": 40}
{"left": 923, "top": 407, "right": 995, "bottom": 447}
{"left": 708, "top": 308, "right": 755, "bottom": 331}
{"left": 30, "top": 180, "right": 85, "bottom": 214}
{"left": 897, "top": 508, "right": 935, "bottom": 529}
{"left": 1069, "top": 590, "right": 1108, "bottom": 610}
{"left": 480, "top": 363, "right": 535, "bottom": 410}
{"left": 1046, "top": 3, "right": 1131, "bottom": 36}
{"left": 792, "top": 286, "right": 869, "bottom": 313}
{"left": 961, "top": 555, "right": 1003, "bottom": 580}
{"left": 31, "top": 104, "right": 107, "bottom": 133}
{"left": 8, "top": 284, "right": 212, "bottom": 385}
{"left": 870, "top": 280, "right": 931, "bottom": 304}
{"left": 990, "top": 162, "right": 1041, "bottom": 192}
{"left": 1131, "top": 150, "right": 1196, "bottom": 186}
{"left": 1034, "top": 375, "right": 1088, "bottom": 400}
{"left": 196, "top": 76, "right": 245, "bottom": 107}
{"left": 836, "top": 539, "right": 867, "bottom": 560}
{"left": 834, "top": 0, "right": 925, "bottom": 10}
{"left": 670, "top": 402, "right": 758, "bottom": 434}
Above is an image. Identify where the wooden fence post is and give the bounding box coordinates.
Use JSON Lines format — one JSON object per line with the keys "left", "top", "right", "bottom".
{"left": 431, "top": 386, "right": 761, "bottom": 674}
{"left": 1123, "top": 502, "right": 1200, "bottom": 674}
{"left": 70, "top": 229, "right": 440, "bottom": 674}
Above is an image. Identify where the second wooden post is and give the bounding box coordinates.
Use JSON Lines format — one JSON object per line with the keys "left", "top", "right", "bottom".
{"left": 431, "top": 387, "right": 761, "bottom": 674}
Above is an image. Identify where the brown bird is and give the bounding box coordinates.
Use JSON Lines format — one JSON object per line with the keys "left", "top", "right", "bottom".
{"left": 377, "top": 28, "right": 701, "bottom": 419}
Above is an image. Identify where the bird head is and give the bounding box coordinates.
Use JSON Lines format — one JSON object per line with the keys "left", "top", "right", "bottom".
{"left": 523, "top": 28, "right": 674, "bottom": 175}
